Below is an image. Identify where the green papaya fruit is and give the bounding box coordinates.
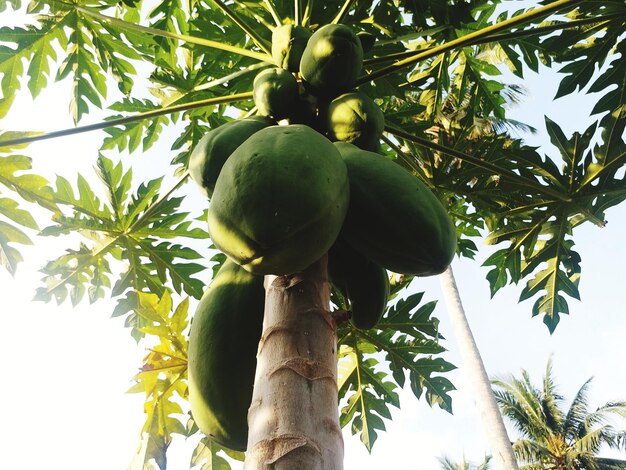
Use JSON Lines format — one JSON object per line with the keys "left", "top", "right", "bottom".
{"left": 188, "top": 258, "right": 265, "bottom": 451}
{"left": 334, "top": 142, "right": 456, "bottom": 275}
{"left": 208, "top": 125, "right": 350, "bottom": 275}
{"left": 253, "top": 67, "right": 299, "bottom": 120}
{"left": 299, "top": 24, "right": 363, "bottom": 98}
{"left": 272, "top": 24, "right": 312, "bottom": 72}
{"left": 325, "top": 91, "right": 384, "bottom": 151}
{"left": 356, "top": 31, "right": 376, "bottom": 53}
{"left": 328, "top": 239, "right": 389, "bottom": 329}
{"left": 189, "top": 116, "right": 275, "bottom": 198}
{"left": 288, "top": 92, "right": 324, "bottom": 131}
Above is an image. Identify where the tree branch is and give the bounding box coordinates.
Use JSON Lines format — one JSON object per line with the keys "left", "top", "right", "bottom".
{"left": 231, "top": 0, "right": 276, "bottom": 31}
{"left": 263, "top": 0, "right": 282, "bottom": 27}
{"left": 380, "top": 134, "right": 431, "bottom": 186}
{"left": 209, "top": 0, "right": 272, "bottom": 55}
{"left": 125, "top": 172, "right": 190, "bottom": 235}
{"left": 356, "top": 0, "right": 584, "bottom": 85}
{"left": 74, "top": 4, "right": 271, "bottom": 62}
{"left": 384, "top": 123, "right": 572, "bottom": 203}
{"left": 294, "top": 0, "right": 301, "bottom": 26}
{"left": 364, "top": 13, "right": 624, "bottom": 67}
{"left": 0, "top": 92, "right": 253, "bottom": 148}
{"left": 332, "top": 0, "right": 356, "bottom": 25}
{"left": 193, "top": 62, "right": 272, "bottom": 92}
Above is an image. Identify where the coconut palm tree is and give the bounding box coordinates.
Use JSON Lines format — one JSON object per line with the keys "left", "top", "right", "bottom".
{"left": 492, "top": 360, "right": 626, "bottom": 469}
{"left": 439, "top": 454, "right": 492, "bottom": 469}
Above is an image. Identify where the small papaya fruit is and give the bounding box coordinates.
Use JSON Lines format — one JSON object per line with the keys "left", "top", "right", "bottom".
{"left": 328, "top": 239, "right": 389, "bottom": 329}
{"left": 208, "top": 125, "right": 350, "bottom": 275}
{"left": 334, "top": 142, "right": 456, "bottom": 275}
{"left": 299, "top": 24, "right": 363, "bottom": 98}
{"left": 356, "top": 31, "right": 376, "bottom": 53}
{"left": 188, "top": 116, "right": 274, "bottom": 198}
{"left": 325, "top": 91, "right": 384, "bottom": 152}
{"left": 272, "top": 24, "right": 312, "bottom": 72}
{"left": 253, "top": 67, "right": 299, "bottom": 120}
{"left": 188, "top": 259, "right": 265, "bottom": 451}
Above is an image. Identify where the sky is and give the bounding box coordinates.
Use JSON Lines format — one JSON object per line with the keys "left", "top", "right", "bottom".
{"left": 1, "top": 7, "right": 626, "bottom": 470}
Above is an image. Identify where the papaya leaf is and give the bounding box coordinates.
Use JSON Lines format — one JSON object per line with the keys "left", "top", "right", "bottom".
{"left": 0, "top": 1, "right": 23, "bottom": 12}
{"left": 0, "top": 153, "right": 55, "bottom": 274}
{"left": 337, "top": 342, "right": 398, "bottom": 452}
{"left": 190, "top": 437, "right": 244, "bottom": 470}
{"left": 541, "top": 14, "right": 624, "bottom": 100}
{"left": 337, "top": 292, "right": 455, "bottom": 451}
{"left": 34, "top": 237, "right": 116, "bottom": 305}
{"left": 483, "top": 248, "right": 522, "bottom": 297}
{"left": 53, "top": 9, "right": 108, "bottom": 123}
{"left": 147, "top": 0, "right": 188, "bottom": 69}
{"left": 101, "top": 99, "right": 171, "bottom": 154}
{"left": 128, "top": 291, "right": 189, "bottom": 470}
{"left": 588, "top": 39, "right": 626, "bottom": 122}
{"left": 0, "top": 218, "right": 31, "bottom": 275}
{"left": 36, "top": 156, "right": 208, "bottom": 331}
{"left": 170, "top": 117, "right": 212, "bottom": 168}
{"left": 0, "top": 18, "right": 67, "bottom": 117}
{"left": 0, "top": 154, "right": 56, "bottom": 208}
{"left": 0, "top": 196, "right": 37, "bottom": 229}
{"left": 83, "top": 15, "right": 141, "bottom": 96}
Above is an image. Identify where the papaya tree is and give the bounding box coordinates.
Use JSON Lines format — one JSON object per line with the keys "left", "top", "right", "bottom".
{"left": 1, "top": 1, "right": 625, "bottom": 469}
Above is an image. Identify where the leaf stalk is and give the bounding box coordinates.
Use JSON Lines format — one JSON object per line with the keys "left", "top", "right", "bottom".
{"left": 0, "top": 92, "right": 253, "bottom": 148}
{"left": 384, "top": 123, "right": 571, "bottom": 203}
{"left": 74, "top": 4, "right": 271, "bottom": 62}
{"left": 209, "top": 0, "right": 272, "bottom": 55}
{"left": 357, "top": 0, "right": 584, "bottom": 85}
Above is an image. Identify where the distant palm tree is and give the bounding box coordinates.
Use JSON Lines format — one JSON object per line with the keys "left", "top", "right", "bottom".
{"left": 439, "top": 454, "right": 492, "bottom": 469}
{"left": 492, "top": 360, "right": 626, "bottom": 469}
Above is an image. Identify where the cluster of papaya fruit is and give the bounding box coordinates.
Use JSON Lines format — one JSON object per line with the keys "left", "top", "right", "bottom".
{"left": 187, "top": 22, "right": 457, "bottom": 451}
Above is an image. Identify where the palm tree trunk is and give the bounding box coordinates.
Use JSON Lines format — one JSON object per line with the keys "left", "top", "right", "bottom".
{"left": 244, "top": 256, "right": 344, "bottom": 469}
{"left": 439, "top": 266, "right": 518, "bottom": 470}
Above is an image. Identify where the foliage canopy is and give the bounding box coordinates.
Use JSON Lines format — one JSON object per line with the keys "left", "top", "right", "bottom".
{"left": 1, "top": 0, "right": 625, "bottom": 467}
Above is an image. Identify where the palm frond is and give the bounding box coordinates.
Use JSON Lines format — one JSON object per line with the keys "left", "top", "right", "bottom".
{"left": 570, "top": 427, "right": 604, "bottom": 455}
{"left": 564, "top": 377, "right": 593, "bottom": 441}
{"left": 437, "top": 454, "right": 492, "bottom": 470}
{"left": 540, "top": 359, "right": 565, "bottom": 434}
{"left": 592, "top": 456, "right": 626, "bottom": 469}
{"left": 493, "top": 371, "right": 552, "bottom": 439}
{"left": 496, "top": 362, "right": 626, "bottom": 469}
{"left": 512, "top": 438, "right": 554, "bottom": 465}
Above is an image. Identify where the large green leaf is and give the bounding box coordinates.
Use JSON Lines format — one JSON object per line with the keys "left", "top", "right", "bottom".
{"left": 0, "top": 18, "right": 66, "bottom": 117}
{"left": 33, "top": 155, "right": 208, "bottom": 336}
{"left": 3, "top": 1, "right": 626, "bottom": 466}
{"left": 0, "top": 152, "right": 54, "bottom": 273}
{"left": 482, "top": 115, "right": 625, "bottom": 331}
{"left": 190, "top": 438, "right": 244, "bottom": 470}
{"left": 337, "top": 292, "right": 455, "bottom": 451}
{"left": 127, "top": 291, "right": 189, "bottom": 470}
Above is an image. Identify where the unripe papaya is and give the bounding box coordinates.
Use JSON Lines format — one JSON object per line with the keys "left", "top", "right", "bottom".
{"left": 299, "top": 24, "right": 363, "bottom": 98}
{"left": 272, "top": 24, "right": 312, "bottom": 72}
{"left": 208, "top": 125, "right": 350, "bottom": 275}
{"left": 253, "top": 67, "right": 299, "bottom": 120}
{"left": 356, "top": 31, "right": 376, "bottom": 53}
{"left": 188, "top": 259, "right": 265, "bottom": 451}
{"left": 325, "top": 91, "right": 384, "bottom": 152}
{"left": 188, "top": 116, "right": 274, "bottom": 198}
{"left": 334, "top": 142, "right": 456, "bottom": 275}
{"left": 328, "top": 239, "right": 389, "bottom": 329}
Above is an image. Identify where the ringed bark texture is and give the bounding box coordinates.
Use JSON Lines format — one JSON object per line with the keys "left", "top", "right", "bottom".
{"left": 244, "top": 256, "right": 344, "bottom": 470}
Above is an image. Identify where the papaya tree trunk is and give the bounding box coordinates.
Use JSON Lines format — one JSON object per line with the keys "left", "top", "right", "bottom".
{"left": 245, "top": 256, "right": 344, "bottom": 469}
{"left": 439, "top": 266, "right": 518, "bottom": 470}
